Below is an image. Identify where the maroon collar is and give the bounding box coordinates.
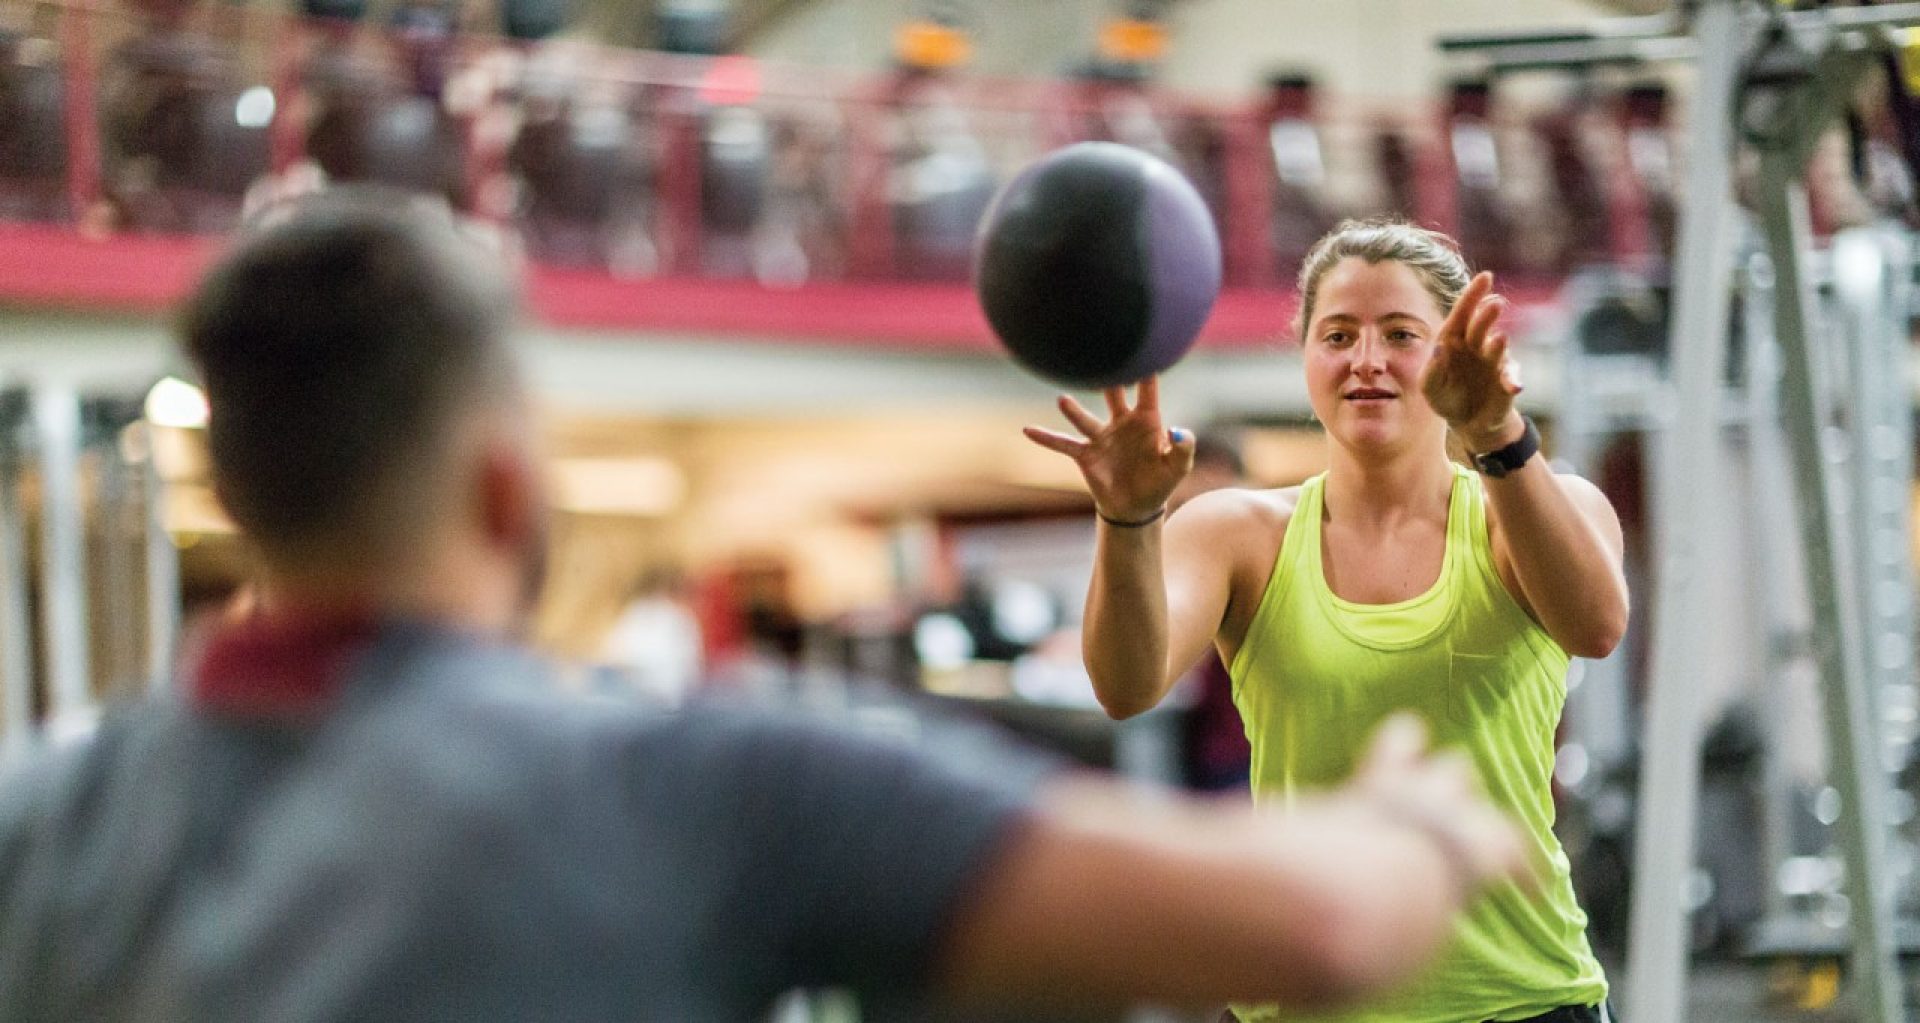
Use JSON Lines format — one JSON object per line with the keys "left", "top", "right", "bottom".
{"left": 192, "top": 609, "right": 383, "bottom": 720}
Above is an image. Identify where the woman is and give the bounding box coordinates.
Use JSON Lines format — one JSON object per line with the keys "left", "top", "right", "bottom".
{"left": 1024, "top": 219, "right": 1628, "bottom": 1023}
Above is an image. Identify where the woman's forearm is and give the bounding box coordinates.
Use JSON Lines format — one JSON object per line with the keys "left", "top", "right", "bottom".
{"left": 1081, "top": 521, "right": 1177, "bottom": 719}
{"left": 1482, "top": 458, "right": 1628, "bottom": 658}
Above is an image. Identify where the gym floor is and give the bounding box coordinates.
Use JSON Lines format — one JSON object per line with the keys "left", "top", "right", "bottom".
{"left": 1083, "top": 960, "right": 1914, "bottom": 1022}
{"left": 1622, "top": 957, "right": 1919, "bottom": 1021}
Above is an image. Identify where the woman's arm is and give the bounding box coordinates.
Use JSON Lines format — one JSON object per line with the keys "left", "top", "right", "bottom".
{"left": 1080, "top": 492, "right": 1244, "bottom": 718}
{"left": 1024, "top": 379, "right": 1235, "bottom": 719}
{"left": 1423, "top": 274, "right": 1628, "bottom": 658}
{"left": 1470, "top": 415, "right": 1628, "bottom": 658}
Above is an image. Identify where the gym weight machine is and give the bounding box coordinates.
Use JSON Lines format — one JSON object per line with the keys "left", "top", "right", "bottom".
{"left": 1445, "top": 3, "right": 1920, "bottom": 1020}
{"left": 0, "top": 379, "right": 180, "bottom": 760}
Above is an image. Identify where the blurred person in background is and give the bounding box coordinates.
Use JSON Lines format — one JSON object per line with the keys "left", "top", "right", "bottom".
{"left": 888, "top": 79, "right": 996, "bottom": 281}
{"left": 0, "top": 194, "right": 1531, "bottom": 1022}
{"left": 389, "top": 0, "right": 460, "bottom": 101}
{"left": 599, "top": 566, "right": 705, "bottom": 705}
{"left": 1027, "top": 218, "right": 1628, "bottom": 1023}
{"left": 0, "top": 11, "right": 68, "bottom": 223}
{"left": 1168, "top": 431, "right": 1253, "bottom": 793}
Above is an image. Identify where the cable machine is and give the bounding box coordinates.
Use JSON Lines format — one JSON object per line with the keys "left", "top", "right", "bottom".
{"left": 1444, "top": 3, "right": 1920, "bottom": 1019}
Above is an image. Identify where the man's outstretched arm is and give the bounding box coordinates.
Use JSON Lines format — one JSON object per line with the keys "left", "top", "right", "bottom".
{"left": 935, "top": 716, "right": 1526, "bottom": 1015}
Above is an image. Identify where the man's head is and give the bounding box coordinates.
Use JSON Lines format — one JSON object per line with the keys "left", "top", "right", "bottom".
{"left": 181, "top": 191, "right": 545, "bottom": 620}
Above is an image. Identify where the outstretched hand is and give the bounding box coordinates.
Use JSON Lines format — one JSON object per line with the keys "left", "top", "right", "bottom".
{"left": 1351, "top": 714, "right": 1535, "bottom": 896}
{"left": 1023, "top": 377, "right": 1196, "bottom": 524}
{"left": 1420, "top": 272, "right": 1524, "bottom": 451}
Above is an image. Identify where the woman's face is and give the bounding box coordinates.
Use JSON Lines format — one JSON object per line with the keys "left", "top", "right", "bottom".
{"left": 1302, "top": 257, "right": 1450, "bottom": 455}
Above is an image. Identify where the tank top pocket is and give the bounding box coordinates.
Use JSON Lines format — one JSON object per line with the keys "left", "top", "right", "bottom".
{"left": 1446, "top": 636, "right": 1519, "bottom": 727}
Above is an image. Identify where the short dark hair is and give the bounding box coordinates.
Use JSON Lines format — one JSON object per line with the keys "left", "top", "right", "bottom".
{"left": 180, "top": 191, "right": 519, "bottom": 564}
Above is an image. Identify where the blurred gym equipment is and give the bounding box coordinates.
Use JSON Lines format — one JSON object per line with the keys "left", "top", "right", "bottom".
{"left": 1447, "top": 4, "right": 1920, "bottom": 1019}
{"left": 0, "top": 379, "right": 179, "bottom": 758}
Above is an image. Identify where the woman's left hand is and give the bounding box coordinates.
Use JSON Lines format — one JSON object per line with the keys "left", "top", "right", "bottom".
{"left": 1421, "top": 272, "right": 1523, "bottom": 451}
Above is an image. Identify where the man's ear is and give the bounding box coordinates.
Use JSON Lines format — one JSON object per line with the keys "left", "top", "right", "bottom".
{"left": 476, "top": 440, "right": 540, "bottom": 553}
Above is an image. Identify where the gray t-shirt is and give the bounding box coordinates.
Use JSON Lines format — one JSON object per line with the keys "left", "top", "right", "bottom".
{"left": 0, "top": 622, "right": 1055, "bottom": 1021}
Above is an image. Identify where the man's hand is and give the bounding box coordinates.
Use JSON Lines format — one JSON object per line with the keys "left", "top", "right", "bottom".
{"left": 1348, "top": 714, "right": 1534, "bottom": 896}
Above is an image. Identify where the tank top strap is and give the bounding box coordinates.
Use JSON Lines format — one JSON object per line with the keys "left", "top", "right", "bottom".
{"left": 1283, "top": 472, "right": 1327, "bottom": 577}
{"left": 1448, "top": 463, "right": 1504, "bottom": 590}
{"left": 1227, "top": 474, "right": 1324, "bottom": 682}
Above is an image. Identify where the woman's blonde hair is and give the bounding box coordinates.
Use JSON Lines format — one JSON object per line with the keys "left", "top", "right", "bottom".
{"left": 1294, "top": 218, "right": 1473, "bottom": 343}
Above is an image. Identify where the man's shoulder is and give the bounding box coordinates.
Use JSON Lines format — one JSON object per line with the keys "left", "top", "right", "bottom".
{"left": 0, "top": 702, "right": 190, "bottom": 872}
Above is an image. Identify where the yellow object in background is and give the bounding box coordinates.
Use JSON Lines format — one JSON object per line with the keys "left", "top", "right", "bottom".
{"left": 1900, "top": 28, "right": 1920, "bottom": 95}
{"left": 1765, "top": 958, "right": 1841, "bottom": 1011}
{"left": 1796, "top": 961, "right": 1841, "bottom": 1011}
{"left": 896, "top": 21, "right": 972, "bottom": 70}
{"left": 1097, "top": 18, "right": 1168, "bottom": 64}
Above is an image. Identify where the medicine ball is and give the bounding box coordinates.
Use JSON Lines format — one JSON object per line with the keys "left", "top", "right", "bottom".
{"left": 973, "top": 141, "right": 1220, "bottom": 389}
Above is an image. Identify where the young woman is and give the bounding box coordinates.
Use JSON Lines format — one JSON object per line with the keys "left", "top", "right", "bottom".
{"left": 1025, "top": 219, "right": 1628, "bottom": 1023}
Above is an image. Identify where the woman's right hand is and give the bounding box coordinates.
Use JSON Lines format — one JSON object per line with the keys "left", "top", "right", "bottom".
{"left": 1022, "top": 377, "right": 1196, "bottom": 523}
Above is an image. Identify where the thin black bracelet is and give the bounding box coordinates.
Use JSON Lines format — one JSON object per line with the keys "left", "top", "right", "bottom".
{"left": 1097, "top": 505, "right": 1167, "bottom": 528}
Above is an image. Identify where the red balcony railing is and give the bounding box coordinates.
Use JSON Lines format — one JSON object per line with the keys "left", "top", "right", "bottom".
{"left": 8, "top": 0, "right": 1902, "bottom": 348}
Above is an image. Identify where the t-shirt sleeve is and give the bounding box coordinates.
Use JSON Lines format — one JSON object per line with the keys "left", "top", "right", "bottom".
{"left": 634, "top": 697, "right": 1063, "bottom": 1000}
{"left": 0, "top": 758, "right": 35, "bottom": 1012}
{"left": 0, "top": 742, "right": 72, "bottom": 1020}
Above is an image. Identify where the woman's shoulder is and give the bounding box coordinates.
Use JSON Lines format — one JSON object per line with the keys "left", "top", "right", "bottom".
{"left": 1168, "top": 483, "right": 1304, "bottom": 538}
{"left": 1169, "top": 486, "right": 1306, "bottom": 642}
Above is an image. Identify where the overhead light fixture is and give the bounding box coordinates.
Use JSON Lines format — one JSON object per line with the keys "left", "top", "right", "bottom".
{"left": 144, "top": 377, "right": 208, "bottom": 429}
{"left": 234, "top": 86, "right": 275, "bottom": 129}
{"left": 1097, "top": 14, "right": 1168, "bottom": 65}
{"left": 896, "top": 18, "right": 972, "bottom": 70}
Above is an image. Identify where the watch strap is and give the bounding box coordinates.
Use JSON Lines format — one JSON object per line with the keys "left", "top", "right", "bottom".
{"left": 1470, "top": 416, "right": 1539, "bottom": 478}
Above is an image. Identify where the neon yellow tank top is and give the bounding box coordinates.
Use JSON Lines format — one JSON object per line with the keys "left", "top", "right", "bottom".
{"left": 1228, "top": 466, "right": 1607, "bottom": 1023}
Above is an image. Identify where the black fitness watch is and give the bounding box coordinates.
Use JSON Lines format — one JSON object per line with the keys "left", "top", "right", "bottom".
{"left": 1470, "top": 416, "right": 1540, "bottom": 479}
